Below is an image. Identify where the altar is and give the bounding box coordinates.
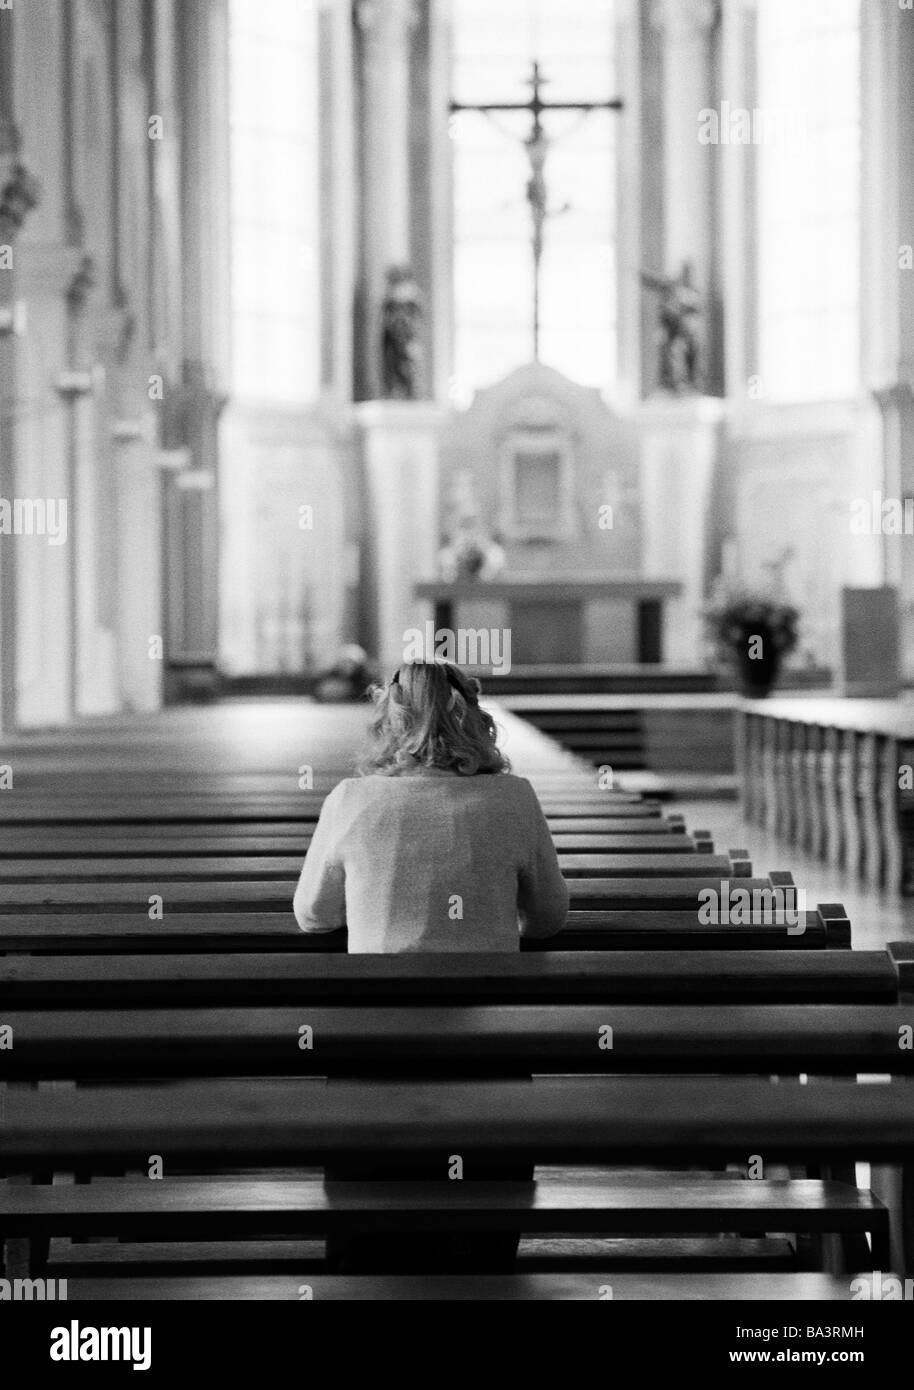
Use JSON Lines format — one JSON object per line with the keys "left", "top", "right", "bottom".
{"left": 414, "top": 576, "right": 683, "bottom": 666}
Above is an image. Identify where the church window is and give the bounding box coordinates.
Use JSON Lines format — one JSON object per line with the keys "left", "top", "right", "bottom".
{"left": 228, "top": 0, "right": 321, "bottom": 404}
{"left": 449, "top": 0, "right": 618, "bottom": 402}
{"left": 756, "top": 0, "right": 861, "bottom": 401}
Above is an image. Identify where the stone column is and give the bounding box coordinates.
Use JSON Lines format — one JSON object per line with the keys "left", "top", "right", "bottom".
{"left": 107, "top": 419, "right": 168, "bottom": 713}
{"left": 355, "top": 0, "right": 419, "bottom": 399}
{"left": 59, "top": 256, "right": 98, "bottom": 720}
{"left": 613, "top": 0, "right": 654, "bottom": 406}
{"left": 2, "top": 0, "right": 73, "bottom": 730}
{"left": 172, "top": 0, "right": 230, "bottom": 698}
{"left": 0, "top": 143, "right": 34, "bottom": 730}
{"left": 0, "top": 0, "right": 17, "bottom": 163}
{"left": 717, "top": 0, "right": 758, "bottom": 398}
{"left": 649, "top": 0, "right": 722, "bottom": 396}
{"left": 859, "top": 0, "right": 914, "bottom": 680}
{"left": 317, "top": 0, "right": 356, "bottom": 408}
{"left": 634, "top": 2, "right": 724, "bottom": 666}
{"left": 415, "top": 0, "right": 452, "bottom": 405}
{"left": 354, "top": 400, "right": 443, "bottom": 674}
{"left": 636, "top": 395, "right": 726, "bottom": 667}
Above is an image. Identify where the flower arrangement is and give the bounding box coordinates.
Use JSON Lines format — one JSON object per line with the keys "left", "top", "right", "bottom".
{"left": 703, "top": 586, "right": 800, "bottom": 656}
{"left": 438, "top": 518, "right": 505, "bottom": 582}
{"left": 703, "top": 580, "right": 799, "bottom": 696}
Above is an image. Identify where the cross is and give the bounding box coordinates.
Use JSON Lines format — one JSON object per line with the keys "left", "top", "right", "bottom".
{"left": 451, "top": 61, "right": 623, "bottom": 360}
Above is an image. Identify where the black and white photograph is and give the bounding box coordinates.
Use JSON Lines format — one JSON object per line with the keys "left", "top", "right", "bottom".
{"left": 0, "top": 0, "right": 913, "bottom": 1355}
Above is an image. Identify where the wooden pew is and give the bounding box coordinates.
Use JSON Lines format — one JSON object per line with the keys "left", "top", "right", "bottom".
{"left": 0, "top": 797, "right": 669, "bottom": 824}
{"left": 1, "top": 712, "right": 892, "bottom": 1295}
{"left": 20, "top": 1273, "right": 856, "bottom": 1302}
{"left": 1, "top": 1077, "right": 909, "bottom": 1276}
{"left": 0, "top": 792, "right": 340, "bottom": 809}
{"left": 556, "top": 904, "right": 848, "bottom": 951}
{"left": 0, "top": 811, "right": 688, "bottom": 843}
{"left": 5, "top": 946, "right": 901, "bottom": 1007}
{"left": 0, "top": 815, "right": 690, "bottom": 849}
{"left": 739, "top": 702, "right": 913, "bottom": 894}
{"left": 0, "top": 840, "right": 717, "bottom": 880}
{"left": 0, "top": 866, "right": 763, "bottom": 913}
{"left": 0, "top": 902, "right": 849, "bottom": 955}
{"left": 0, "top": 773, "right": 651, "bottom": 796}
{"left": 0, "top": 1177, "right": 885, "bottom": 1287}
{"left": 5, "top": 1003, "right": 914, "bottom": 1080}
{"left": 0, "top": 830, "right": 708, "bottom": 859}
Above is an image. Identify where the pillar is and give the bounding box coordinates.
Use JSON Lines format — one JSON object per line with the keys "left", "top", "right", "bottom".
{"left": 649, "top": 0, "right": 722, "bottom": 396}
{"left": 859, "top": 0, "right": 914, "bottom": 680}
{"left": 354, "top": 400, "right": 443, "bottom": 674}
{"left": 171, "top": 0, "right": 230, "bottom": 698}
{"left": 0, "top": 0, "right": 27, "bottom": 732}
{"left": 613, "top": 0, "right": 653, "bottom": 407}
{"left": 354, "top": 0, "right": 420, "bottom": 400}
{"left": 636, "top": 395, "right": 726, "bottom": 667}
{"left": 717, "top": 0, "right": 758, "bottom": 399}
{"left": 4, "top": 0, "right": 73, "bottom": 730}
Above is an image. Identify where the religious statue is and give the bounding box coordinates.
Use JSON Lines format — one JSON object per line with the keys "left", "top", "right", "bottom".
{"left": 640, "top": 260, "right": 702, "bottom": 393}
{"left": 0, "top": 162, "right": 41, "bottom": 237}
{"left": 381, "top": 265, "right": 423, "bottom": 400}
{"left": 524, "top": 125, "right": 569, "bottom": 285}
{"left": 65, "top": 255, "right": 97, "bottom": 315}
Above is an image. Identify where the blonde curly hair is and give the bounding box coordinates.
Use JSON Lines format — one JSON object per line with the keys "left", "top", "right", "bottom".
{"left": 359, "top": 661, "right": 509, "bottom": 777}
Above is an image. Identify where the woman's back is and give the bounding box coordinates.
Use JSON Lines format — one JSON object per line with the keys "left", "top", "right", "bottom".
{"left": 294, "top": 768, "right": 568, "bottom": 952}
{"left": 295, "top": 661, "right": 564, "bottom": 1273}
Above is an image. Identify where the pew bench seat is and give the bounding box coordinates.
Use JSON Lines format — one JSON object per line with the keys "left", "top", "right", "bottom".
{"left": 43, "top": 1234, "right": 799, "bottom": 1275}
{"left": 0, "top": 820, "right": 691, "bottom": 855}
{"left": 0, "top": 797, "right": 662, "bottom": 824}
{"left": 3, "top": 947, "right": 901, "bottom": 1006}
{"left": 0, "top": 1174, "right": 887, "bottom": 1261}
{"left": 27, "top": 1272, "right": 859, "bottom": 1300}
{"left": 0, "top": 869, "right": 754, "bottom": 911}
{"left": 0, "top": 845, "right": 717, "bottom": 881}
{"left": 0, "top": 813, "right": 686, "bottom": 843}
{"left": 5, "top": 1003, "right": 914, "bottom": 1079}
{"left": 0, "top": 904, "right": 850, "bottom": 954}
{"left": 5, "top": 1076, "right": 914, "bottom": 1167}
{"left": 0, "top": 867, "right": 761, "bottom": 911}
{"left": 3, "top": 1080, "right": 909, "bottom": 1274}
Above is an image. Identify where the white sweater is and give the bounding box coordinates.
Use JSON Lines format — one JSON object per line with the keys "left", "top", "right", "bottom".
{"left": 293, "top": 769, "right": 569, "bottom": 952}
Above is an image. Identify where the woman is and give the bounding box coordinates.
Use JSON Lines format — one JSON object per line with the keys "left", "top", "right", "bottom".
{"left": 293, "top": 660, "right": 569, "bottom": 1271}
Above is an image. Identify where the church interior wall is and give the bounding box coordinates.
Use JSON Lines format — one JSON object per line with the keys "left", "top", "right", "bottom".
{"left": 1, "top": 0, "right": 910, "bottom": 725}
{"left": 11, "top": 1, "right": 71, "bottom": 728}
{"left": 4, "top": 0, "right": 191, "bottom": 727}
{"left": 723, "top": 398, "right": 878, "bottom": 674}
{"left": 218, "top": 405, "right": 352, "bottom": 677}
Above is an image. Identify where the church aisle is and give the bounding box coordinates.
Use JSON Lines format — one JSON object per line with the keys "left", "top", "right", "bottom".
{"left": 0, "top": 697, "right": 578, "bottom": 784}
{"left": 669, "top": 796, "right": 912, "bottom": 950}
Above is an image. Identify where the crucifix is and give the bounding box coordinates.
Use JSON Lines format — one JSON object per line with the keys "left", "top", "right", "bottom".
{"left": 451, "top": 61, "right": 623, "bottom": 360}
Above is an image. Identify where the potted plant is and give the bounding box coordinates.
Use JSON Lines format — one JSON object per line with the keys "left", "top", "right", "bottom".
{"left": 703, "top": 582, "right": 799, "bottom": 698}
